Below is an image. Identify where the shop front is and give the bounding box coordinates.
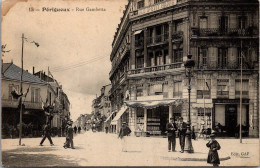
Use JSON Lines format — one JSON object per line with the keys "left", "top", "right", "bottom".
{"left": 213, "top": 99, "right": 249, "bottom": 137}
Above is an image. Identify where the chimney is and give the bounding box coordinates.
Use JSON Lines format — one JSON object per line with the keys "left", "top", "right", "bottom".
{"left": 33, "top": 66, "right": 35, "bottom": 75}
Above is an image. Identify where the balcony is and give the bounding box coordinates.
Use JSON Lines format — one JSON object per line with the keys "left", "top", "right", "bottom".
{"left": 191, "top": 27, "right": 258, "bottom": 38}
{"left": 172, "top": 31, "right": 184, "bottom": 42}
{"left": 147, "top": 34, "right": 169, "bottom": 46}
{"left": 2, "top": 99, "right": 42, "bottom": 110}
{"left": 195, "top": 62, "right": 256, "bottom": 71}
{"left": 128, "top": 62, "right": 183, "bottom": 76}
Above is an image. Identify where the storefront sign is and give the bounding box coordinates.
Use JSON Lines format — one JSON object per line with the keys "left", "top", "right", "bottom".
{"left": 137, "top": 0, "right": 177, "bottom": 16}
{"left": 213, "top": 99, "right": 249, "bottom": 104}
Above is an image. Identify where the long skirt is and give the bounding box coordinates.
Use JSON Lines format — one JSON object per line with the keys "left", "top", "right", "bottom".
{"left": 207, "top": 150, "right": 220, "bottom": 164}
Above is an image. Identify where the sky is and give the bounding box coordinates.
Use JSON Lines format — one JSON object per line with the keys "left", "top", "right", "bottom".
{"left": 1, "top": 0, "right": 128, "bottom": 121}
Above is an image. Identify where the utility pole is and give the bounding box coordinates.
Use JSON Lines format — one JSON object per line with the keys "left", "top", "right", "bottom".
{"left": 19, "top": 33, "right": 24, "bottom": 146}
{"left": 240, "top": 40, "right": 243, "bottom": 143}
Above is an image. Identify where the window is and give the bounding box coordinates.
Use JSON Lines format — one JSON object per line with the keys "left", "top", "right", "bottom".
{"left": 31, "top": 87, "right": 40, "bottom": 103}
{"left": 218, "top": 48, "right": 228, "bottom": 68}
{"left": 197, "top": 79, "right": 211, "bottom": 99}
{"left": 217, "top": 79, "right": 229, "bottom": 98}
{"left": 238, "top": 16, "right": 247, "bottom": 29}
{"left": 136, "top": 56, "right": 144, "bottom": 68}
{"left": 136, "top": 87, "right": 143, "bottom": 97}
{"left": 219, "top": 16, "right": 228, "bottom": 30}
{"left": 198, "top": 47, "right": 208, "bottom": 67}
{"left": 137, "top": 0, "right": 144, "bottom": 9}
{"left": 199, "top": 17, "right": 208, "bottom": 29}
{"left": 154, "top": 0, "right": 164, "bottom": 4}
{"left": 235, "top": 79, "right": 249, "bottom": 98}
{"left": 8, "top": 84, "right": 19, "bottom": 100}
{"left": 173, "top": 81, "right": 182, "bottom": 98}
{"left": 173, "top": 49, "right": 183, "bottom": 63}
{"left": 137, "top": 107, "right": 144, "bottom": 117}
{"left": 198, "top": 108, "right": 211, "bottom": 116}
{"left": 237, "top": 47, "right": 248, "bottom": 66}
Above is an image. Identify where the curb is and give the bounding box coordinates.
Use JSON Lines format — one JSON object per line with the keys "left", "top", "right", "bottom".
{"left": 161, "top": 156, "right": 231, "bottom": 161}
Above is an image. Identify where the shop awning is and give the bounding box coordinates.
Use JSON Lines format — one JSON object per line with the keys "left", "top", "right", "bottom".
{"left": 125, "top": 98, "right": 186, "bottom": 109}
{"left": 192, "top": 103, "right": 213, "bottom": 108}
{"left": 105, "top": 111, "right": 116, "bottom": 122}
{"left": 111, "top": 106, "right": 128, "bottom": 125}
{"left": 134, "top": 30, "right": 143, "bottom": 35}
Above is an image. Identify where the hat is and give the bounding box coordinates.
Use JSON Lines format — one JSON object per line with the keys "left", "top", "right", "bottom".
{"left": 209, "top": 134, "right": 216, "bottom": 138}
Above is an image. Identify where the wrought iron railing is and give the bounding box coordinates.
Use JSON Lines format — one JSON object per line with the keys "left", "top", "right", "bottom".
{"left": 147, "top": 33, "right": 169, "bottom": 45}
{"left": 128, "top": 62, "right": 182, "bottom": 75}
{"left": 191, "top": 27, "right": 258, "bottom": 37}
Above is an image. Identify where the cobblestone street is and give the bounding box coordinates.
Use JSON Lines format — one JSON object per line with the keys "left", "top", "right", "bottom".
{"left": 2, "top": 131, "right": 259, "bottom": 167}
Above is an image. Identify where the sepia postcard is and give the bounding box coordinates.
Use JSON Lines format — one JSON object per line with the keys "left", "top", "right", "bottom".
{"left": 1, "top": 0, "right": 259, "bottom": 167}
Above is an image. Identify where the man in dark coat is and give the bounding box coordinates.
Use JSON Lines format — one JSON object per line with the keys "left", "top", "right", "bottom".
{"left": 206, "top": 134, "right": 221, "bottom": 166}
{"left": 74, "top": 126, "right": 77, "bottom": 134}
{"left": 40, "top": 123, "right": 54, "bottom": 146}
{"left": 78, "top": 126, "right": 81, "bottom": 134}
{"left": 118, "top": 122, "right": 131, "bottom": 152}
{"left": 166, "top": 117, "right": 177, "bottom": 152}
{"left": 177, "top": 117, "right": 187, "bottom": 153}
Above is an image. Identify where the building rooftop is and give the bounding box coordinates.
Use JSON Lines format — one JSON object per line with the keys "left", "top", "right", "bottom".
{"left": 2, "top": 63, "right": 47, "bottom": 85}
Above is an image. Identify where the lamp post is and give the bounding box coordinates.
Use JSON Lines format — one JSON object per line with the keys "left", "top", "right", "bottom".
{"left": 184, "top": 54, "right": 195, "bottom": 153}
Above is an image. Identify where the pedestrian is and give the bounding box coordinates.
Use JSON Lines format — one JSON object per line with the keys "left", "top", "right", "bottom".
{"left": 206, "top": 134, "right": 221, "bottom": 167}
{"left": 64, "top": 121, "right": 75, "bottom": 149}
{"left": 40, "top": 122, "right": 54, "bottom": 146}
{"left": 118, "top": 122, "right": 131, "bottom": 152}
{"left": 105, "top": 126, "right": 108, "bottom": 134}
{"left": 74, "top": 126, "right": 77, "bottom": 134}
{"left": 177, "top": 117, "right": 187, "bottom": 153}
{"left": 166, "top": 117, "right": 177, "bottom": 152}
{"left": 78, "top": 126, "right": 81, "bottom": 134}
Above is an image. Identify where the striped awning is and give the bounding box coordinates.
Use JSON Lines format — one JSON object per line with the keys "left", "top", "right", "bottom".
{"left": 105, "top": 111, "right": 116, "bottom": 122}
{"left": 111, "top": 106, "right": 128, "bottom": 125}
{"left": 125, "top": 98, "right": 186, "bottom": 109}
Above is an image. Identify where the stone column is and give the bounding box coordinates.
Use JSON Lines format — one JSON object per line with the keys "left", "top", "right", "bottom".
{"left": 144, "top": 108, "right": 147, "bottom": 132}
{"left": 169, "top": 105, "right": 173, "bottom": 120}
{"left": 168, "top": 21, "right": 173, "bottom": 64}
{"left": 130, "top": 31, "right": 136, "bottom": 69}
{"left": 144, "top": 28, "right": 148, "bottom": 67}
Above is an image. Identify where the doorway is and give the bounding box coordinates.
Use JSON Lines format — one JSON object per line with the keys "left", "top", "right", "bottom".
{"left": 225, "top": 105, "right": 237, "bottom": 137}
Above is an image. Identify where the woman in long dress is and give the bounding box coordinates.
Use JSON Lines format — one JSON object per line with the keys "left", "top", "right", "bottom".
{"left": 206, "top": 134, "right": 221, "bottom": 167}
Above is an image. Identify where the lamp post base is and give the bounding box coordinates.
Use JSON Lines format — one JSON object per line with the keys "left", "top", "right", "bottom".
{"left": 184, "top": 129, "right": 194, "bottom": 153}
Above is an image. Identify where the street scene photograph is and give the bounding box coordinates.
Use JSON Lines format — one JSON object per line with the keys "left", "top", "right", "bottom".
{"left": 1, "top": 0, "right": 259, "bottom": 167}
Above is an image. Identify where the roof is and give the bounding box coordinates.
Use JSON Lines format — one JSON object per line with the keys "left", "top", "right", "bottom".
{"left": 2, "top": 63, "right": 47, "bottom": 85}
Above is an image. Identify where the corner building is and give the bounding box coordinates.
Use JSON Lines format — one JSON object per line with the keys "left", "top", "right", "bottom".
{"left": 109, "top": 0, "right": 259, "bottom": 137}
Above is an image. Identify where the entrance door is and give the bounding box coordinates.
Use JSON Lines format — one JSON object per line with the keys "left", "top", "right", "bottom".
{"left": 225, "top": 105, "right": 237, "bottom": 137}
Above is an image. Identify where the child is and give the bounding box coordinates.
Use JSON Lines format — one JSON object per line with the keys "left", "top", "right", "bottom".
{"left": 206, "top": 134, "right": 221, "bottom": 167}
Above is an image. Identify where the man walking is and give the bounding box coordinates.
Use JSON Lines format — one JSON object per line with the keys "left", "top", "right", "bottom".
{"left": 166, "top": 117, "right": 177, "bottom": 152}
{"left": 40, "top": 122, "right": 54, "bottom": 146}
{"left": 177, "top": 117, "right": 187, "bottom": 153}
{"left": 74, "top": 126, "right": 77, "bottom": 134}
{"left": 118, "top": 122, "right": 131, "bottom": 152}
{"left": 67, "top": 121, "right": 75, "bottom": 149}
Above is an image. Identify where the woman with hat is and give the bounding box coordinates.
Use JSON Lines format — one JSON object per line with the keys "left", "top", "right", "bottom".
{"left": 206, "top": 134, "right": 221, "bottom": 167}
{"left": 118, "top": 122, "right": 131, "bottom": 152}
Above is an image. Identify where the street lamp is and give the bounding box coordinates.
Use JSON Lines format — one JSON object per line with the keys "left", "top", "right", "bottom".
{"left": 184, "top": 54, "right": 195, "bottom": 153}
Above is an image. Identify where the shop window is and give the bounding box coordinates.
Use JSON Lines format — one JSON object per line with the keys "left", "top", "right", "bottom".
{"left": 8, "top": 84, "right": 19, "bottom": 100}
{"left": 137, "top": 0, "right": 144, "bottom": 9}
{"left": 173, "top": 81, "right": 182, "bottom": 98}
{"left": 217, "top": 47, "right": 228, "bottom": 68}
{"left": 173, "top": 49, "right": 183, "bottom": 63}
{"left": 235, "top": 79, "right": 249, "bottom": 98}
{"left": 217, "top": 79, "right": 229, "bottom": 98}
{"left": 198, "top": 108, "right": 211, "bottom": 116}
{"left": 197, "top": 79, "right": 211, "bottom": 99}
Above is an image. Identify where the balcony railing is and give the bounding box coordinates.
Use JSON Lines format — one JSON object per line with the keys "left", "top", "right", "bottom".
{"left": 2, "top": 99, "right": 42, "bottom": 109}
{"left": 191, "top": 27, "right": 258, "bottom": 37}
{"left": 147, "top": 33, "right": 169, "bottom": 45}
{"left": 172, "top": 31, "right": 184, "bottom": 41}
{"left": 196, "top": 62, "right": 255, "bottom": 70}
{"left": 128, "top": 62, "right": 182, "bottom": 75}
